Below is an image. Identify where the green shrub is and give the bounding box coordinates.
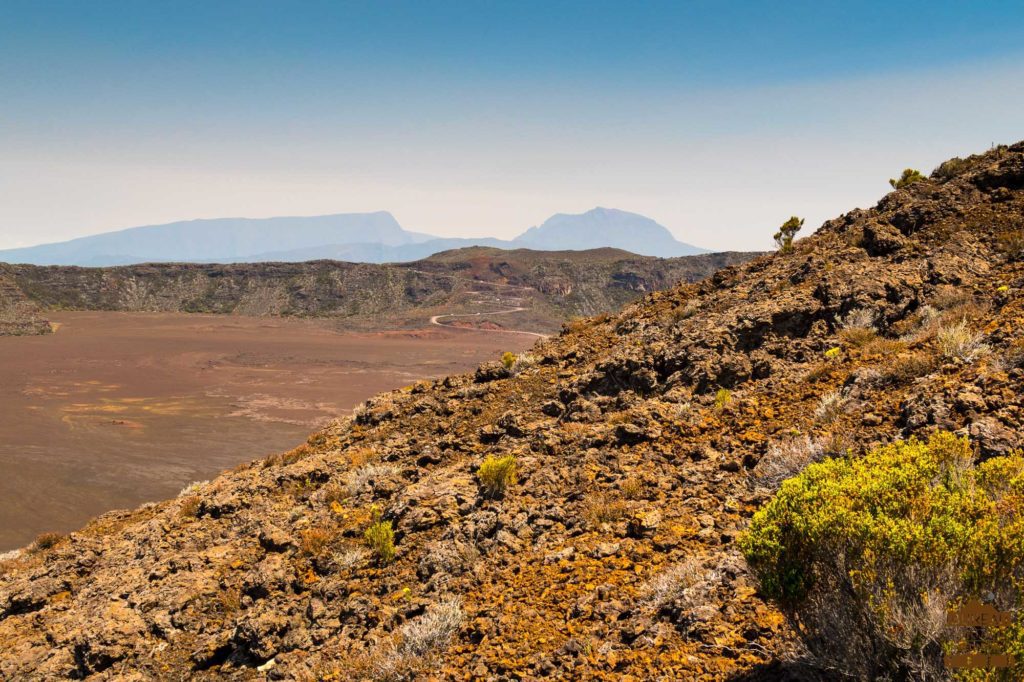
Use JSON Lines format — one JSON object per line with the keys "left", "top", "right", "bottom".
{"left": 477, "top": 454, "right": 517, "bottom": 498}
{"left": 364, "top": 508, "right": 396, "bottom": 565}
{"left": 501, "top": 352, "right": 517, "bottom": 370}
{"left": 713, "top": 388, "right": 731, "bottom": 411}
{"left": 889, "top": 168, "right": 927, "bottom": 189}
{"left": 740, "top": 432, "right": 1024, "bottom": 679}
{"left": 773, "top": 216, "right": 804, "bottom": 253}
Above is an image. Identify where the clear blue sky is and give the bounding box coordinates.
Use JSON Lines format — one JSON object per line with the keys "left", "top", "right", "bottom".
{"left": 2, "top": 1, "right": 1023, "bottom": 250}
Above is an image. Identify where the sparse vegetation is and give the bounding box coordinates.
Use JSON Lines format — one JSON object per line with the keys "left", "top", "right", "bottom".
{"left": 857, "top": 352, "right": 937, "bottom": 387}
{"left": 30, "top": 532, "right": 64, "bottom": 553}
{"left": 858, "top": 336, "right": 905, "bottom": 358}
{"left": 813, "top": 390, "right": 847, "bottom": 425}
{"left": 837, "top": 307, "right": 878, "bottom": 347}
{"left": 509, "top": 353, "right": 537, "bottom": 376}
{"left": 178, "top": 495, "right": 201, "bottom": 520}
{"left": 996, "top": 229, "right": 1024, "bottom": 260}
{"left": 670, "top": 299, "right": 701, "bottom": 322}
{"left": 300, "top": 527, "right": 333, "bottom": 557}
{"left": 936, "top": 320, "right": 988, "bottom": 361}
{"left": 750, "top": 435, "right": 828, "bottom": 490}
{"left": 740, "top": 432, "right": 1024, "bottom": 680}
{"left": 713, "top": 387, "right": 731, "bottom": 411}
{"left": 8, "top": 140, "right": 1024, "bottom": 681}
{"left": 839, "top": 307, "right": 876, "bottom": 331}
{"left": 262, "top": 447, "right": 307, "bottom": 468}
{"left": 364, "top": 508, "right": 396, "bottom": 565}
{"left": 620, "top": 477, "right": 644, "bottom": 500}
{"left": 889, "top": 168, "right": 927, "bottom": 189}
{"left": 931, "top": 156, "right": 973, "bottom": 181}
{"left": 316, "top": 482, "right": 349, "bottom": 507}
{"left": 995, "top": 338, "right": 1024, "bottom": 372}
{"left": 347, "top": 463, "right": 397, "bottom": 498}
{"left": 177, "top": 480, "right": 208, "bottom": 497}
{"left": 641, "top": 558, "right": 721, "bottom": 626}
{"left": 476, "top": 454, "right": 517, "bottom": 498}
{"left": 371, "top": 598, "right": 465, "bottom": 679}
{"left": 773, "top": 216, "right": 804, "bottom": 253}
{"left": 331, "top": 547, "right": 367, "bottom": 571}
{"left": 398, "top": 597, "right": 464, "bottom": 656}
{"left": 583, "top": 492, "right": 629, "bottom": 527}
{"left": 805, "top": 362, "right": 834, "bottom": 383}
{"left": 217, "top": 587, "right": 242, "bottom": 614}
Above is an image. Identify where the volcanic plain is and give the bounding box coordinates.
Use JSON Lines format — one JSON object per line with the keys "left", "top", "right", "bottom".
{"left": 0, "top": 311, "right": 533, "bottom": 550}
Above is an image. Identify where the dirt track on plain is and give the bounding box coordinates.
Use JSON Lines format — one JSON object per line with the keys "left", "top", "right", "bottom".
{"left": 0, "top": 311, "right": 533, "bottom": 550}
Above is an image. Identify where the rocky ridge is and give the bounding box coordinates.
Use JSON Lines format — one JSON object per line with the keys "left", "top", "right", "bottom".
{"left": 0, "top": 265, "right": 51, "bottom": 336}
{"left": 0, "top": 248, "right": 754, "bottom": 335}
{"left": 1, "top": 142, "right": 1024, "bottom": 679}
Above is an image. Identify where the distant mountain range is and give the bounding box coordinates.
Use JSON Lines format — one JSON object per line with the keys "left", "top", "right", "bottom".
{"left": 0, "top": 207, "right": 707, "bottom": 266}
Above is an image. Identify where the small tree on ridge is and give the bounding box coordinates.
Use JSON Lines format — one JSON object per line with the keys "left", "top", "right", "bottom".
{"left": 773, "top": 216, "right": 804, "bottom": 253}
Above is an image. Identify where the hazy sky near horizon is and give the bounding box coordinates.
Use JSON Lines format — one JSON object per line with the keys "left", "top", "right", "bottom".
{"left": 2, "top": 1, "right": 1024, "bottom": 252}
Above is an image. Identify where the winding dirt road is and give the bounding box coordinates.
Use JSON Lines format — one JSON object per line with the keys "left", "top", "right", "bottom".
{"left": 428, "top": 308, "right": 549, "bottom": 339}
{"left": 410, "top": 268, "right": 551, "bottom": 338}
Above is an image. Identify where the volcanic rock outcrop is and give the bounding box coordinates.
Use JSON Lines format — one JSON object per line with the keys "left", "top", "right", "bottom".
{"left": 2, "top": 142, "right": 1024, "bottom": 679}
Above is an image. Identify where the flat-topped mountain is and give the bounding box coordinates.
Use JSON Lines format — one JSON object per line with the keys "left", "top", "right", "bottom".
{"left": 515, "top": 207, "right": 706, "bottom": 256}
{"left": 3, "top": 141, "right": 1024, "bottom": 679}
{"left": 0, "top": 212, "right": 421, "bottom": 267}
{"left": 0, "top": 208, "right": 707, "bottom": 267}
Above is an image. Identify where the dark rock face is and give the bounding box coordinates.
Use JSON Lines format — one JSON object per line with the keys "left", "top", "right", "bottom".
{"left": 0, "top": 266, "right": 52, "bottom": 336}
{"left": 3, "top": 142, "right": 1024, "bottom": 680}
{"left": 0, "top": 249, "right": 759, "bottom": 334}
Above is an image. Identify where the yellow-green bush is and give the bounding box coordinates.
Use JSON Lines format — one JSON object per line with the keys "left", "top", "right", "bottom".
{"left": 739, "top": 432, "right": 1024, "bottom": 679}
{"left": 890, "top": 168, "right": 927, "bottom": 189}
{"left": 477, "top": 454, "right": 517, "bottom": 498}
{"left": 501, "top": 351, "right": 517, "bottom": 370}
{"left": 713, "top": 388, "right": 731, "bottom": 411}
{"left": 364, "top": 511, "right": 396, "bottom": 565}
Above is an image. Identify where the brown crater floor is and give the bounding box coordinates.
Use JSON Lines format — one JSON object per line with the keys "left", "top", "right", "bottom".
{"left": 0, "top": 311, "right": 533, "bottom": 550}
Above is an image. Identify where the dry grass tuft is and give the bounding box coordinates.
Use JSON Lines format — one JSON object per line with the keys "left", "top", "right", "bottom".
{"left": 620, "top": 477, "right": 645, "bottom": 500}
{"left": 936, "top": 321, "right": 988, "bottom": 361}
{"left": 31, "top": 532, "right": 65, "bottom": 553}
{"left": 300, "top": 527, "right": 334, "bottom": 557}
{"left": 177, "top": 480, "right": 208, "bottom": 497}
{"left": 331, "top": 547, "right": 368, "bottom": 571}
{"left": 584, "top": 493, "right": 629, "bottom": 527}
{"left": 509, "top": 353, "right": 537, "bottom": 377}
{"left": 641, "top": 558, "right": 721, "bottom": 615}
{"left": 398, "top": 597, "right": 464, "bottom": 656}
{"left": 347, "top": 464, "right": 398, "bottom": 498}
{"left": 178, "top": 495, "right": 202, "bottom": 520}
{"left": 751, "top": 435, "right": 828, "bottom": 490}
{"left": 813, "top": 391, "right": 848, "bottom": 425}
{"left": 371, "top": 598, "right": 465, "bottom": 680}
